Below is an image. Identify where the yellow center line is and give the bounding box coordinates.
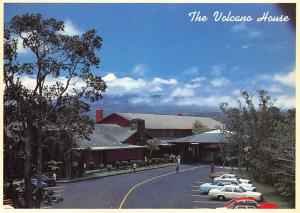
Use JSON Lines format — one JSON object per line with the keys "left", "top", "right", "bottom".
{"left": 118, "top": 165, "right": 204, "bottom": 209}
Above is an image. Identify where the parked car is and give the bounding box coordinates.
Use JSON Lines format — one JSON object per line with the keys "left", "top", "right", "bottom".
{"left": 214, "top": 174, "right": 251, "bottom": 184}
{"left": 199, "top": 179, "right": 256, "bottom": 193}
{"left": 30, "top": 178, "right": 47, "bottom": 187}
{"left": 208, "top": 185, "right": 262, "bottom": 201}
{"left": 217, "top": 197, "right": 278, "bottom": 209}
{"left": 199, "top": 181, "right": 233, "bottom": 193}
{"left": 218, "top": 179, "right": 255, "bottom": 191}
{"left": 210, "top": 172, "right": 226, "bottom": 179}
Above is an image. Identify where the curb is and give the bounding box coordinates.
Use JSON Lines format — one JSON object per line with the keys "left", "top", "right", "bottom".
{"left": 57, "top": 164, "right": 176, "bottom": 183}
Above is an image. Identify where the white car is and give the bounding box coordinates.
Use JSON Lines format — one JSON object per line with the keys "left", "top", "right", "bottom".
{"left": 214, "top": 174, "right": 251, "bottom": 184}
{"left": 208, "top": 185, "right": 262, "bottom": 201}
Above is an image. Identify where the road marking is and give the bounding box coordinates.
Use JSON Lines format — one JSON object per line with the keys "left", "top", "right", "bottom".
{"left": 118, "top": 165, "right": 205, "bottom": 209}
{"left": 195, "top": 181, "right": 206, "bottom": 184}
{"left": 53, "top": 190, "right": 64, "bottom": 193}
{"left": 191, "top": 190, "right": 198, "bottom": 192}
{"left": 190, "top": 185, "right": 199, "bottom": 187}
{"left": 191, "top": 194, "right": 208, "bottom": 197}
{"left": 193, "top": 200, "right": 225, "bottom": 204}
{"left": 45, "top": 186, "right": 66, "bottom": 189}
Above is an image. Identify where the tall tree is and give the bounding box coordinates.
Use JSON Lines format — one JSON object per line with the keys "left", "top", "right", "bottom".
{"left": 192, "top": 120, "right": 210, "bottom": 134}
{"left": 4, "top": 14, "right": 106, "bottom": 208}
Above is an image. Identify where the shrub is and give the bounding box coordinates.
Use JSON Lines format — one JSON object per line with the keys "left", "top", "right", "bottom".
{"left": 164, "top": 154, "right": 170, "bottom": 159}
{"left": 106, "top": 164, "right": 112, "bottom": 172}
{"left": 121, "top": 161, "right": 128, "bottom": 168}
{"left": 115, "top": 161, "right": 121, "bottom": 169}
{"left": 100, "top": 164, "right": 105, "bottom": 169}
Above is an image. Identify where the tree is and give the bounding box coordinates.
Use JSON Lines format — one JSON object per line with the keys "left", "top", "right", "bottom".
{"left": 192, "top": 120, "right": 210, "bottom": 134}
{"left": 266, "top": 109, "right": 295, "bottom": 205}
{"left": 220, "top": 90, "right": 284, "bottom": 180}
{"left": 146, "top": 138, "right": 160, "bottom": 157}
{"left": 4, "top": 14, "right": 106, "bottom": 208}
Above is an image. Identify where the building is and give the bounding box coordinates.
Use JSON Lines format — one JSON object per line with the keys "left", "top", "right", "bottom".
{"left": 99, "top": 111, "right": 222, "bottom": 139}
{"left": 75, "top": 109, "right": 225, "bottom": 167}
{"left": 166, "top": 129, "right": 232, "bottom": 163}
{"left": 75, "top": 123, "right": 150, "bottom": 167}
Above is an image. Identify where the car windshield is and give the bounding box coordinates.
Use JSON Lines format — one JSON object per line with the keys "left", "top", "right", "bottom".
{"left": 211, "top": 181, "right": 218, "bottom": 185}
{"left": 239, "top": 187, "right": 246, "bottom": 192}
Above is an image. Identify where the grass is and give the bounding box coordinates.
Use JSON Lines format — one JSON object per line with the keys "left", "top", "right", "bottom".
{"left": 224, "top": 168, "right": 293, "bottom": 209}
{"left": 58, "top": 163, "right": 175, "bottom": 183}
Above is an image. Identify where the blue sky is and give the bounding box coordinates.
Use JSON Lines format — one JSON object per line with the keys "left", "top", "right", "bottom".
{"left": 5, "top": 3, "right": 296, "bottom": 114}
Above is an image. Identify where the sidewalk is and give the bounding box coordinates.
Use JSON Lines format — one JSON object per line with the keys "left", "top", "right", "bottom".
{"left": 57, "top": 163, "right": 175, "bottom": 183}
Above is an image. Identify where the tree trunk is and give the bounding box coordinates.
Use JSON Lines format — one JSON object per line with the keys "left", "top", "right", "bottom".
{"left": 35, "top": 123, "right": 43, "bottom": 208}
{"left": 24, "top": 129, "right": 33, "bottom": 208}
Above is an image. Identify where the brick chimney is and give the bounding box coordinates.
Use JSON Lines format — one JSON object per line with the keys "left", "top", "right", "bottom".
{"left": 96, "top": 109, "right": 104, "bottom": 123}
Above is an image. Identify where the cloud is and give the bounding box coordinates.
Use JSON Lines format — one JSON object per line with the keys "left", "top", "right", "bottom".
{"left": 132, "top": 64, "right": 149, "bottom": 75}
{"left": 232, "top": 89, "right": 241, "bottom": 96}
{"left": 191, "top": 77, "right": 206, "bottom": 82}
{"left": 224, "top": 44, "right": 231, "bottom": 49}
{"left": 172, "top": 95, "right": 235, "bottom": 107}
{"left": 19, "top": 75, "right": 87, "bottom": 94}
{"left": 241, "top": 43, "right": 253, "bottom": 50}
{"left": 268, "top": 85, "right": 283, "bottom": 93}
{"left": 210, "top": 77, "right": 229, "bottom": 87}
{"left": 231, "top": 23, "right": 263, "bottom": 38}
{"left": 183, "top": 66, "right": 199, "bottom": 76}
{"left": 61, "top": 19, "right": 82, "bottom": 36}
{"left": 170, "top": 87, "right": 195, "bottom": 98}
{"left": 102, "top": 73, "right": 177, "bottom": 96}
{"left": 274, "top": 95, "right": 295, "bottom": 108}
{"left": 129, "top": 97, "right": 153, "bottom": 105}
{"left": 272, "top": 70, "right": 295, "bottom": 87}
{"left": 211, "top": 65, "right": 225, "bottom": 76}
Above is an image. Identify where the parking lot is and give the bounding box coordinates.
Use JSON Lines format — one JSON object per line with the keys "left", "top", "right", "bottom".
{"left": 50, "top": 164, "right": 227, "bottom": 209}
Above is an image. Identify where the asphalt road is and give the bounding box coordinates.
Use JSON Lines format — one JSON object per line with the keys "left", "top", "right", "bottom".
{"left": 50, "top": 164, "right": 225, "bottom": 209}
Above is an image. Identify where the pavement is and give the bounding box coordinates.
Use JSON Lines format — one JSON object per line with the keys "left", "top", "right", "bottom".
{"left": 49, "top": 164, "right": 225, "bottom": 209}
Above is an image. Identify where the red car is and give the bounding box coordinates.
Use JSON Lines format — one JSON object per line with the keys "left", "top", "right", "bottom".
{"left": 220, "top": 197, "right": 278, "bottom": 209}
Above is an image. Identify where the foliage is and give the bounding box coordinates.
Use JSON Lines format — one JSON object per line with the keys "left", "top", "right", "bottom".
{"left": 192, "top": 120, "right": 210, "bottom": 134}
{"left": 219, "top": 90, "right": 295, "bottom": 207}
{"left": 146, "top": 138, "right": 160, "bottom": 157}
{"left": 4, "top": 13, "right": 106, "bottom": 208}
{"left": 106, "top": 164, "right": 112, "bottom": 172}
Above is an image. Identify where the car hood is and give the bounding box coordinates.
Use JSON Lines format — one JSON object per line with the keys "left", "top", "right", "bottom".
{"left": 200, "top": 183, "right": 213, "bottom": 187}
{"left": 245, "top": 191, "right": 261, "bottom": 197}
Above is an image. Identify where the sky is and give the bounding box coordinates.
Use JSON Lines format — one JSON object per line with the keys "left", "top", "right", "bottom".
{"left": 4, "top": 3, "right": 296, "bottom": 115}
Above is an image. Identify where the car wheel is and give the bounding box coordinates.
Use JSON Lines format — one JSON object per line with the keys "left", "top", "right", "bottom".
{"left": 218, "top": 195, "right": 225, "bottom": 201}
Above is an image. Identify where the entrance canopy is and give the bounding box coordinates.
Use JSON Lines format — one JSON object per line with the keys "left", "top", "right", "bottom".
{"left": 166, "top": 129, "right": 232, "bottom": 144}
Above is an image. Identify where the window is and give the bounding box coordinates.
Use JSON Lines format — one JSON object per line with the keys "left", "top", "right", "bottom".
{"left": 225, "top": 187, "right": 233, "bottom": 192}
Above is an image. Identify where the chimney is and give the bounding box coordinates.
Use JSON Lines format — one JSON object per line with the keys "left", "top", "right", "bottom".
{"left": 96, "top": 109, "right": 104, "bottom": 123}
{"left": 130, "top": 119, "right": 146, "bottom": 145}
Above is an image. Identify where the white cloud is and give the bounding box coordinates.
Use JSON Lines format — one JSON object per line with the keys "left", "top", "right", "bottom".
{"left": 231, "top": 23, "right": 263, "bottom": 38}
{"left": 170, "top": 87, "right": 195, "bottom": 98}
{"left": 232, "top": 89, "right": 241, "bottom": 96}
{"left": 19, "top": 75, "right": 87, "bottom": 94}
{"left": 191, "top": 77, "right": 206, "bottom": 82}
{"left": 268, "top": 85, "right": 283, "bottom": 93}
{"left": 224, "top": 44, "right": 231, "bottom": 49}
{"left": 102, "top": 73, "right": 177, "bottom": 96}
{"left": 211, "top": 65, "right": 225, "bottom": 76}
{"left": 272, "top": 70, "right": 295, "bottom": 87}
{"left": 275, "top": 95, "right": 295, "bottom": 108}
{"left": 172, "top": 95, "right": 235, "bottom": 107}
{"left": 61, "top": 19, "right": 82, "bottom": 36}
{"left": 183, "top": 66, "right": 199, "bottom": 76}
{"left": 241, "top": 43, "right": 253, "bottom": 50}
{"left": 129, "top": 97, "right": 153, "bottom": 105}
{"left": 210, "top": 77, "right": 229, "bottom": 87}
{"left": 132, "top": 64, "right": 149, "bottom": 75}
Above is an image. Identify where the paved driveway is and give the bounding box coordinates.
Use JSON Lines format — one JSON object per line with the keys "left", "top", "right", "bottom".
{"left": 50, "top": 164, "right": 225, "bottom": 209}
